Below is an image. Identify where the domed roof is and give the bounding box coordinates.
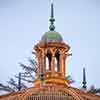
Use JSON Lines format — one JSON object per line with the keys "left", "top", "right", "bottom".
{"left": 41, "top": 31, "right": 63, "bottom": 42}
{"left": 41, "top": 4, "right": 63, "bottom": 42}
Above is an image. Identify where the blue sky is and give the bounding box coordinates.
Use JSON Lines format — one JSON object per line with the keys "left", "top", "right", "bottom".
{"left": 0, "top": 0, "right": 100, "bottom": 89}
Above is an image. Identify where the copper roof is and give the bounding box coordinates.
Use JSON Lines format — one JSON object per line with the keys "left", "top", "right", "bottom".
{"left": 0, "top": 85, "right": 100, "bottom": 100}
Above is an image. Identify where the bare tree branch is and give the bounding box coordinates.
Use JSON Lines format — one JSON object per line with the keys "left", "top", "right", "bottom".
{"left": 0, "top": 83, "right": 15, "bottom": 92}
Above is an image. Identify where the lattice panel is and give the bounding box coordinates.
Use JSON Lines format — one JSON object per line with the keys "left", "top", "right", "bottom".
{"left": 25, "top": 91, "right": 76, "bottom": 100}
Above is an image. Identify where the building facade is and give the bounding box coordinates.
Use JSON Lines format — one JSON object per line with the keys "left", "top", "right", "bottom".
{"left": 0, "top": 3, "right": 100, "bottom": 100}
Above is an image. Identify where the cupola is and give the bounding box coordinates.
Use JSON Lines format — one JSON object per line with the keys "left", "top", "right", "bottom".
{"left": 33, "top": 3, "right": 70, "bottom": 87}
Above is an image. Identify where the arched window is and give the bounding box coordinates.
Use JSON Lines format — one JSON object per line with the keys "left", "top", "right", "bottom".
{"left": 55, "top": 50, "right": 60, "bottom": 72}
{"left": 46, "top": 57, "right": 49, "bottom": 71}
{"left": 46, "top": 50, "right": 52, "bottom": 71}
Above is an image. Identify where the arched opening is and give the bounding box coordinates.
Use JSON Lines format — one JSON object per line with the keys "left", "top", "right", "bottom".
{"left": 46, "top": 57, "right": 49, "bottom": 71}
{"left": 55, "top": 50, "right": 60, "bottom": 72}
{"left": 46, "top": 50, "right": 52, "bottom": 71}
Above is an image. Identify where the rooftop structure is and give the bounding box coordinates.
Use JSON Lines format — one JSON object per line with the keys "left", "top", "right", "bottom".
{"left": 0, "top": 3, "right": 100, "bottom": 100}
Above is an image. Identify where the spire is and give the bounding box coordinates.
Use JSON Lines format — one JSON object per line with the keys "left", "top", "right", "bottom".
{"left": 40, "top": 61, "right": 44, "bottom": 81}
{"left": 49, "top": 3, "right": 55, "bottom": 31}
{"left": 18, "top": 72, "right": 21, "bottom": 91}
{"left": 40, "top": 54, "right": 45, "bottom": 81}
{"left": 82, "top": 67, "right": 87, "bottom": 89}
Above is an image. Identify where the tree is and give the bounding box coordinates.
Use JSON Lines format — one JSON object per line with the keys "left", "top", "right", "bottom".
{"left": 0, "top": 74, "right": 27, "bottom": 92}
{"left": 89, "top": 85, "right": 100, "bottom": 94}
{"left": 18, "top": 58, "right": 37, "bottom": 83}
{"left": 0, "top": 57, "right": 74, "bottom": 94}
{"left": 0, "top": 58, "right": 37, "bottom": 93}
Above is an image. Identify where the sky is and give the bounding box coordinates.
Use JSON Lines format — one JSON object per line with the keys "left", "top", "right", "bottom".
{"left": 0, "top": 0, "right": 100, "bottom": 89}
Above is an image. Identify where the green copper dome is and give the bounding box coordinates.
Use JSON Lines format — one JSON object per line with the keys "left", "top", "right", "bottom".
{"left": 41, "top": 31, "right": 63, "bottom": 42}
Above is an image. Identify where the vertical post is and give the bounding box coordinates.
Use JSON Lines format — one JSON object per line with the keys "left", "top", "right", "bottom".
{"left": 59, "top": 52, "right": 62, "bottom": 72}
{"left": 44, "top": 38, "right": 47, "bottom": 78}
{"left": 82, "top": 67, "right": 87, "bottom": 89}
{"left": 51, "top": 54, "right": 55, "bottom": 77}
{"left": 40, "top": 51, "right": 44, "bottom": 81}
{"left": 63, "top": 54, "right": 66, "bottom": 78}
{"left": 44, "top": 51, "right": 46, "bottom": 79}
{"left": 37, "top": 53, "right": 40, "bottom": 79}
{"left": 18, "top": 72, "right": 21, "bottom": 91}
{"left": 60, "top": 52, "right": 66, "bottom": 79}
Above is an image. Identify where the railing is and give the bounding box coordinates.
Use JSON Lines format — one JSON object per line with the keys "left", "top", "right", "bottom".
{"left": 26, "top": 90, "right": 76, "bottom": 100}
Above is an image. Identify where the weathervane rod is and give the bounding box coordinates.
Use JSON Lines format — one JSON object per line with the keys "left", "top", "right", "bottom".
{"left": 49, "top": 3, "right": 55, "bottom": 31}
{"left": 51, "top": 3, "right": 54, "bottom": 18}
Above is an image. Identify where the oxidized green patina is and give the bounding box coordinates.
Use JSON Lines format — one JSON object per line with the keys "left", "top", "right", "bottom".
{"left": 41, "top": 31, "right": 63, "bottom": 42}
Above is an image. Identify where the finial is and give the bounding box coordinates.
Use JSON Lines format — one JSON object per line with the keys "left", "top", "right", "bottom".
{"left": 49, "top": 3, "right": 55, "bottom": 31}
{"left": 40, "top": 63, "right": 44, "bottom": 81}
{"left": 82, "top": 67, "right": 87, "bottom": 89}
{"left": 51, "top": 3, "right": 54, "bottom": 18}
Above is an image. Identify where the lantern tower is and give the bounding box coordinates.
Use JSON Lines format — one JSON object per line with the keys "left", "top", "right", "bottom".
{"left": 33, "top": 3, "right": 70, "bottom": 87}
